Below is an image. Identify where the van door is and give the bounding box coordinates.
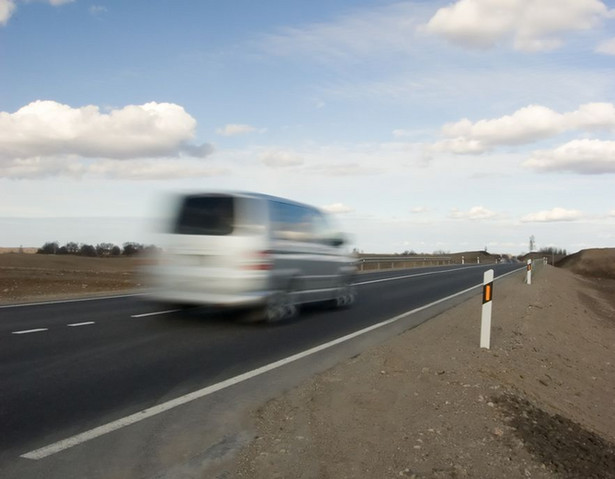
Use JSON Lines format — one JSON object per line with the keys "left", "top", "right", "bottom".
{"left": 164, "top": 194, "right": 269, "bottom": 296}
{"left": 307, "top": 208, "right": 342, "bottom": 290}
{"left": 269, "top": 201, "right": 340, "bottom": 297}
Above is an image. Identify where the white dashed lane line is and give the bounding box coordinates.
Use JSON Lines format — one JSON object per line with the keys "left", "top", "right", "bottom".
{"left": 10, "top": 322, "right": 96, "bottom": 335}
{"left": 11, "top": 328, "right": 49, "bottom": 335}
{"left": 67, "top": 322, "right": 96, "bottom": 327}
{"left": 130, "top": 310, "right": 180, "bottom": 318}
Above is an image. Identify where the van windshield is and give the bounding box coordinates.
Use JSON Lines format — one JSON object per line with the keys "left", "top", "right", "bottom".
{"left": 174, "top": 195, "right": 234, "bottom": 235}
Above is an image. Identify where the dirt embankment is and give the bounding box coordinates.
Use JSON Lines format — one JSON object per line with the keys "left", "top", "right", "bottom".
{"left": 557, "top": 248, "right": 615, "bottom": 280}
{"left": 230, "top": 257, "right": 615, "bottom": 478}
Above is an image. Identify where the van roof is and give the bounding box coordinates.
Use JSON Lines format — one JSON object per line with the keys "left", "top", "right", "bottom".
{"left": 181, "top": 191, "right": 321, "bottom": 212}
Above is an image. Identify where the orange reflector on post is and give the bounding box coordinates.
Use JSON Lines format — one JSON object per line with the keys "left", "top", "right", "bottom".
{"left": 482, "top": 282, "right": 493, "bottom": 304}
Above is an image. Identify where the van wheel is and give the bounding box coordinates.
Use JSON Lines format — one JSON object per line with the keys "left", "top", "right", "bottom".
{"left": 262, "top": 291, "right": 297, "bottom": 323}
{"left": 334, "top": 284, "right": 356, "bottom": 309}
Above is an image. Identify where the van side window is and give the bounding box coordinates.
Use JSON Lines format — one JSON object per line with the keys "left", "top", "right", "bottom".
{"left": 310, "top": 209, "right": 333, "bottom": 241}
{"left": 270, "top": 201, "right": 314, "bottom": 241}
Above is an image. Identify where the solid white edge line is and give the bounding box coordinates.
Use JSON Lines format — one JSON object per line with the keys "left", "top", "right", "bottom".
{"left": 11, "top": 328, "right": 49, "bottom": 335}
{"left": 67, "top": 322, "right": 96, "bottom": 327}
{"left": 21, "top": 266, "right": 523, "bottom": 460}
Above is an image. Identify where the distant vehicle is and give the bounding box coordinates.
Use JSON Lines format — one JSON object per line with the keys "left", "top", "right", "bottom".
{"left": 144, "top": 191, "right": 357, "bottom": 321}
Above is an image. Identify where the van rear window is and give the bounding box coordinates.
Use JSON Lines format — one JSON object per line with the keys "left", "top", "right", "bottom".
{"left": 174, "top": 195, "right": 234, "bottom": 235}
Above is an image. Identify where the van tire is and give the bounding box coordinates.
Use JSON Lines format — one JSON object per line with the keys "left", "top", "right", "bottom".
{"left": 333, "top": 283, "right": 356, "bottom": 309}
{"left": 262, "top": 290, "right": 298, "bottom": 323}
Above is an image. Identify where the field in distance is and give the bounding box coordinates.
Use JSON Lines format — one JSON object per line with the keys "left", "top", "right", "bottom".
{"left": 0, "top": 252, "right": 140, "bottom": 304}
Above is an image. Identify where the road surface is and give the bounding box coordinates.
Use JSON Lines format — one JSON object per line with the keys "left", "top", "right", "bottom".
{"left": 0, "top": 263, "right": 523, "bottom": 478}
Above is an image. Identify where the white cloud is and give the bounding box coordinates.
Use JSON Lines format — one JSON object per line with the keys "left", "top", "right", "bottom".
{"left": 322, "top": 203, "right": 354, "bottom": 214}
{"left": 0, "top": 100, "right": 215, "bottom": 179}
{"left": 259, "top": 149, "right": 304, "bottom": 167}
{"left": 596, "top": 37, "right": 615, "bottom": 54}
{"left": 430, "top": 137, "right": 486, "bottom": 155}
{"left": 609, "top": 210, "right": 615, "bottom": 217}
{"left": 431, "top": 103, "right": 615, "bottom": 155}
{"left": 410, "top": 206, "right": 428, "bottom": 213}
{"left": 0, "top": 100, "right": 211, "bottom": 162}
{"left": 442, "top": 105, "right": 561, "bottom": 145}
{"left": 520, "top": 207, "right": 582, "bottom": 222}
{"left": 425, "top": 0, "right": 610, "bottom": 51}
{"left": 523, "top": 139, "right": 615, "bottom": 174}
{"left": 216, "top": 124, "right": 262, "bottom": 136}
{"left": 0, "top": 0, "right": 15, "bottom": 25}
{"left": 1, "top": 0, "right": 75, "bottom": 26}
{"left": 449, "top": 206, "right": 497, "bottom": 220}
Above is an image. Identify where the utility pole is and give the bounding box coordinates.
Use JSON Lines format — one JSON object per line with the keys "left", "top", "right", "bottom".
{"left": 529, "top": 235, "right": 535, "bottom": 253}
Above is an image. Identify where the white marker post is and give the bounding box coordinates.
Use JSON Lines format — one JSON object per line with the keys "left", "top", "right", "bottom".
{"left": 480, "top": 269, "right": 494, "bottom": 349}
{"left": 526, "top": 259, "right": 532, "bottom": 285}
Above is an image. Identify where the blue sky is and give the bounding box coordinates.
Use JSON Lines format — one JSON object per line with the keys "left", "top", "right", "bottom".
{"left": 1, "top": 0, "right": 614, "bottom": 254}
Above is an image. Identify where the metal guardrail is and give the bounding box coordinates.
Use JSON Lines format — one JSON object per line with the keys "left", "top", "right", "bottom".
{"left": 357, "top": 256, "right": 452, "bottom": 272}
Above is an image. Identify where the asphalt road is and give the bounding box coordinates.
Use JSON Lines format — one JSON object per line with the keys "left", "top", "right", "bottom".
{"left": 0, "top": 263, "right": 522, "bottom": 469}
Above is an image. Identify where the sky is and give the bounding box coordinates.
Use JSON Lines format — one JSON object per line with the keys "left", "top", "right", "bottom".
{"left": 1, "top": 0, "right": 614, "bottom": 254}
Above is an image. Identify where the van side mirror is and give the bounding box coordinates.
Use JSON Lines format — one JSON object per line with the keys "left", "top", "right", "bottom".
{"left": 328, "top": 235, "right": 345, "bottom": 247}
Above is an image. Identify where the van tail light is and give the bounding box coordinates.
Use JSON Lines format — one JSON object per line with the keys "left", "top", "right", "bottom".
{"left": 241, "top": 250, "right": 273, "bottom": 270}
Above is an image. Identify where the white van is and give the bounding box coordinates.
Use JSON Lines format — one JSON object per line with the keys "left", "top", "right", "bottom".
{"left": 144, "top": 192, "right": 357, "bottom": 321}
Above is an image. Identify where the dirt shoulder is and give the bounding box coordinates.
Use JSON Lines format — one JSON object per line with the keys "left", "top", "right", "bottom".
{"left": 231, "top": 266, "right": 615, "bottom": 479}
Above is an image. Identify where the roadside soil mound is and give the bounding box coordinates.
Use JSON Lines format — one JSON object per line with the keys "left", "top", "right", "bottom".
{"left": 231, "top": 265, "right": 615, "bottom": 479}
{"left": 556, "top": 247, "right": 615, "bottom": 280}
{"left": 0, "top": 254, "right": 140, "bottom": 304}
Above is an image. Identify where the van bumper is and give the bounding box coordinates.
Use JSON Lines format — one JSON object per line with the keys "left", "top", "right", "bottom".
{"left": 147, "top": 288, "right": 270, "bottom": 308}
{"left": 142, "top": 266, "right": 270, "bottom": 308}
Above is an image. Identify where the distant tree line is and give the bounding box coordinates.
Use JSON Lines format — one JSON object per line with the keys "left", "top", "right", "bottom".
{"left": 36, "top": 241, "right": 160, "bottom": 257}
{"left": 539, "top": 247, "right": 567, "bottom": 256}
